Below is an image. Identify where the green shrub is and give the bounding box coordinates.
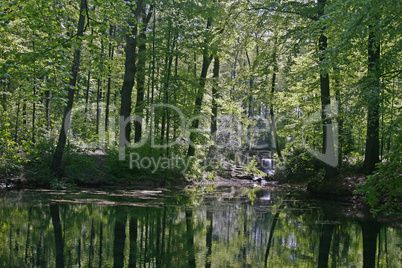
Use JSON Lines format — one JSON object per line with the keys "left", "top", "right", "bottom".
{"left": 243, "top": 156, "right": 265, "bottom": 177}
{"left": 338, "top": 151, "right": 364, "bottom": 173}
{"left": 0, "top": 123, "right": 26, "bottom": 176}
{"left": 274, "top": 144, "right": 324, "bottom": 182}
{"left": 356, "top": 134, "right": 402, "bottom": 216}
{"left": 105, "top": 144, "right": 186, "bottom": 184}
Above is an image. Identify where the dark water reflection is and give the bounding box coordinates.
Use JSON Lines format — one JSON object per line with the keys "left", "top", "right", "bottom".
{"left": 0, "top": 186, "right": 401, "bottom": 267}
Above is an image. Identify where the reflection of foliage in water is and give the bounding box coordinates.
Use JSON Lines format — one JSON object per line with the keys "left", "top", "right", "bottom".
{"left": 0, "top": 188, "right": 400, "bottom": 267}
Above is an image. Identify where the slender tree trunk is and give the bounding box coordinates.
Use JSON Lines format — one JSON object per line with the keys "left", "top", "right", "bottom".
{"left": 134, "top": 7, "right": 153, "bottom": 143}
{"left": 187, "top": 18, "right": 213, "bottom": 157}
{"left": 211, "top": 56, "right": 219, "bottom": 138}
{"left": 84, "top": 29, "right": 94, "bottom": 115}
{"left": 14, "top": 102, "right": 20, "bottom": 143}
{"left": 23, "top": 102, "right": 27, "bottom": 126}
{"left": 150, "top": 10, "right": 156, "bottom": 148}
{"left": 270, "top": 72, "right": 282, "bottom": 160}
{"left": 96, "top": 78, "right": 101, "bottom": 136}
{"left": 32, "top": 40, "right": 36, "bottom": 144}
{"left": 51, "top": 0, "right": 86, "bottom": 174}
{"left": 120, "top": 0, "right": 143, "bottom": 148}
{"left": 105, "top": 25, "right": 115, "bottom": 133}
{"left": 84, "top": 72, "right": 91, "bottom": 114}
{"left": 334, "top": 78, "right": 343, "bottom": 165}
{"left": 318, "top": 0, "right": 337, "bottom": 178}
{"left": 364, "top": 23, "right": 381, "bottom": 174}
{"left": 269, "top": 44, "right": 283, "bottom": 159}
{"left": 44, "top": 90, "right": 51, "bottom": 128}
{"left": 387, "top": 83, "right": 394, "bottom": 153}
{"left": 160, "top": 19, "right": 172, "bottom": 143}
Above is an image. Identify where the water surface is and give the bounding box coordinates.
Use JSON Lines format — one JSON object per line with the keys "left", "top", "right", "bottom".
{"left": 0, "top": 185, "right": 400, "bottom": 267}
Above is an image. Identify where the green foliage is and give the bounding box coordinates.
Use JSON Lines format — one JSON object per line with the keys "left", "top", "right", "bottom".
{"left": 242, "top": 187, "right": 263, "bottom": 205}
{"left": 338, "top": 151, "right": 364, "bottom": 174}
{"left": 274, "top": 143, "right": 324, "bottom": 182}
{"left": 0, "top": 125, "right": 24, "bottom": 176}
{"left": 356, "top": 130, "right": 402, "bottom": 216}
{"left": 63, "top": 153, "right": 102, "bottom": 186}
{"left": 243, "top": 156, "right": 265, "bottom": 177}
{"left": 49, "top": 177, "right": 75, "bottom": 190}
{"left": 24, "top": 139, "right": 56, "bottom": 186}
{"left": 105, "top": 144, "right": 186, "bottom": 185}
{"left": 0, "top": 0, "right": 400, "bottom": 193}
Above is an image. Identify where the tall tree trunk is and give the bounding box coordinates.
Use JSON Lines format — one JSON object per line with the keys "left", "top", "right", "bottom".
{"left": 51, "top": 0, "right": 86, "bottom": 174}
{"left": 318, "top": 0, "right": 337, "bottom": 178}
{"left": 120, "top": 0, "right": 143, "bottom": 149}
{"left": 44, "top": 90, "right": 51, "bottom": 129}
{"left": 270, "top": 72, "right": 282, "bottom": 160}
{"left": 134, "top": 7, "right": 153, "bottom": 143}
{"left": 84, "top": 72, "right": 91, "bottom": 114}
{"left": 23, "top": 102, "right": 27, "bottom": 125}
{"left": 14, "top": 102, "right": 20, "bottom": 143}
{"left": 334, "top": 78, "right": 343, "bottom": 165}
{"left": 105, "top": 25, "right": 115, "bottom": 133}
{"left": 211, "top": 56, "right": 219, "bottom": 139}
{"left": 150, "top": 10, "right": 156, "bottom": 149}
{"left": 187, "top": 18, "right": 213, "bottom": 157}
{"left": 96, "top": 78, "right": 102, "bottom": 136}
{"left": 32, "top": 40, "right": 36, "bottom": 144}
{"left": 160, "top": 19, "right": 176, "bottom": 146}
{"left": 269, "top": 44, "right": 282, "bottom": 159}
{"left": 364, "top": 23, "right": 381, "bottom": 174}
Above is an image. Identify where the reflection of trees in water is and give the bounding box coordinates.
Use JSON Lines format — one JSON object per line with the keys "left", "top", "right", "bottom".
{"left": 0, "top": 190, "right": 400, "bottom": 267}
{"left": 50, "top": 204, "right": 64, "bottom": 268}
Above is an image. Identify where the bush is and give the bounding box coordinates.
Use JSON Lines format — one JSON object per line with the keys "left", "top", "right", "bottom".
{"left": 243, "top": 156, "right": 265, "bottom": 177}
{"left": 0, "top": 124, "right": 26, "bottom": 176}
{"left": 105, "top": 144, "right": 186, "bottom": 184}
{"left": 338, "top": 151, "right": 364, "bottom": 174}
{"left": 356, "top": 134, "right": 402, "bottom": 216}
{"left": 274, "top": 144, "right": 324, "bottom": 182}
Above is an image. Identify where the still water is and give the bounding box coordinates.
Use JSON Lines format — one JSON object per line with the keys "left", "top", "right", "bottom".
{"left": 0, "top": 185, "right": 401, "bottom": 267}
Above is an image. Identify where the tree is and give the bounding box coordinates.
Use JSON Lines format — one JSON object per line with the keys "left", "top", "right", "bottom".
{"left": 119, "top": 0, "right": 143, "bottom": 148}
{"left": 134, "top": 5, "right": 153, "bottom": 143}
{"left": 317, "top": 0, "right": 338, "bottom": 178}
{"left": 363, "top": 17, "right": 381, "bottom": 174}
{"left": 51, "top": 0, "right": 87, "bottom": 174}
{"left": 187, "top": 16, "right": 213, "bottom": 157}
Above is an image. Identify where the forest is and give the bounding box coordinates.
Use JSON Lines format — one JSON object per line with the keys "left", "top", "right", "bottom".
{"left": 0, "top": 0, "right": 401, "bottom": 217}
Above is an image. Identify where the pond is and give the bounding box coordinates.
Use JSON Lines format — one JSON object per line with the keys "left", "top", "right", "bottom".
{"left": 0, "top": 185, "right": 401, "bottom": 267}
